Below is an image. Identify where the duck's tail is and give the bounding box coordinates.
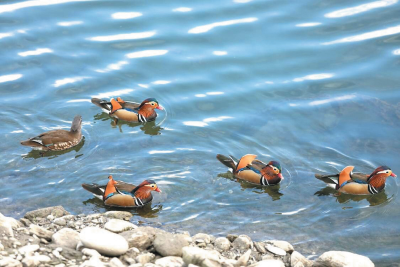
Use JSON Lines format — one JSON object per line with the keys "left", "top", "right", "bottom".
{"left": 82, "top": 183, "right": 104, "bottom": 199}
{"left": 91, "top": 98, "right": 112, "bottom": 112}
{"left": 216, "top": 154, "right": 237, "bottom": 171}
{"left": 315, "top": 173, "right": 339, "bottom": 185}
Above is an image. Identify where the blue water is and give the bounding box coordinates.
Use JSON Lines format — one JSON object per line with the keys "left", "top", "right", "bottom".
{"left": 1, "top": 0, "right": 400, "bottom": 265}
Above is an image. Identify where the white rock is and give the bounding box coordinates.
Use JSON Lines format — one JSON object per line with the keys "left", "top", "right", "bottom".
{"left": 104, "top": 211, "right": 133, "bottom": 220}
{"left": 136, "top": 252, "right": 155, "bottom": 264}
{"left": 235, "top": 249, "right": 251, "bottom": 267}
{"left": 232, "top": 235, "right": 251, "bottom": 250}
{"left": 314, "top": 251, "right": 374, "bottom": 267}
{"left": 291, "top": 251, "right": 312, "bottom": 267}
{"left": 182, "top": 246, "right": 220, "bottom": 267}
{"left": 54, "top": 218, "right": 67, "bottom": 226}
{"left": 155, "top": 256, "right": 185, "bottom": 267}
{"left": 214, "top": 237, "right": 230, "bottom": 252}
{"left": 265, "top": 244, "right": 286, "bottom": 256}
{"left": 52, "top": 228, "right": 80, "bottom": 249}
{"left": 82, "top": 248, "right": 101, "bottom": 258}
{"left": 18, "top": 244, "right": 39, "bottom": 256}
{"left": 79, "top": 256, "right": 106, "bottom": 267}
{"left": 22, "top": 255, "right": 51, "bottom": 267}
{"left": 193, "top": 233, "right": 211, "bottom": 244}
{"left": 0, "top": 257, "right": 22, "bottom": 267}
{"left": 110, "top": 257, "right": 125, "bottom": 267}
{"left": 153, "top": 232, "right": 190, "bottom": 257}
{"left": 105, "top": 219, "right": 137, "bottom": 233}
{"left": 29, "top": 225, "right": 53, "bottom": 240}
{"left": 249, "top": 259, "right": 285, "bottom": 267}
{"left": 80, "top": 227, "right": 129, "bottom": 256}
{"left": 266, "top": 240, "right": 294, "bottom": 253}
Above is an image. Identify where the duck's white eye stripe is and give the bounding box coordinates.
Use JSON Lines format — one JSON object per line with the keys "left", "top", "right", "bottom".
{"left": 377, "top": 170, "right": 389, "bottom": 174}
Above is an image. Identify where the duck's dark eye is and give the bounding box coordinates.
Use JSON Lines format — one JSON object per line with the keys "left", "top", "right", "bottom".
{"left": 151, "top": 103, "right": 155, "bottom": 106}
{"left": 151, "top": 184, "right": 155, "bottom": 187}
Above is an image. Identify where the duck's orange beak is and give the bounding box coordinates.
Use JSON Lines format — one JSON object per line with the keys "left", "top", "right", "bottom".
{"left": 156, "top": 105, "right": 164, "bottom": 110}
{"left": 391, "top": 172, "right": 397, "bottom": 177}
{"left": 155, "top": 187, "right": 162, "bottom": 193}
{"left": 278, "top": 173, "right": 284, "bottom": 180}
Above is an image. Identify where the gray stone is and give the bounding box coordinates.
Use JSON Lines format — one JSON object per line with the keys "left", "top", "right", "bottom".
{"left": 54, "top": 218, "right": 67, "bottom": 226}
{"left": 24, "top": 206, "right": 69, "bottom": 220}
{"left": 235, "top": 249, "right": 251, "bottom": 267}
{"left": 136, "top": 252, "right": 155, "bottom": 264}
{"left": 291, "top": 251, "right": 313, "bottom": 267}
{"left": 182, "top": 246, "right": 221, "bottom": 267}
{"left": 19, "top": 218, "right": 31, "bottom": 227}
{"left": 153, "top": 232, "right": 190, "bottom": 257}
{"left": 249, "top": 259, "right": 285, "bottom": 267}
{"left": 0, "top": 257, "right": 22, "bottom": 267}
{"left": 193, "top": 233, "right": 211, "bottom": 244}
{"left": 232, "top": 236, "right": 251, "bottom": 251}
{"left": 314, "top": 251, "right": 374, "bottom": 267}
{"left": 120, "top": 227, "right": 166, "bottom": 250}
{"left": 104, "top": 211, "right": 133, "bottom": 220}
{"left": 29, "top": 225, "right": 53, "bottom": 240}
{"left": 18, "top": 244, "right": 39, "bottom": 256}
{"left": 214, "top": 237, "right": 230, "bottom": 252}
{"left": 266, "top": 240, "right": 294, "bottom": 254}
{"left": 105, "top": 219, "right": 137, "bottom": 233}
{"left": 80, "top": 227, "right": 129, "bottom": 256}
{"left": 155, "top": 256, "right": 185, "bottom": 267}
{"left": 265, "top": 245, "right": 286, "bottom": 256}
{"left": 52, "top": 228, "right": 80, "bottom": 249}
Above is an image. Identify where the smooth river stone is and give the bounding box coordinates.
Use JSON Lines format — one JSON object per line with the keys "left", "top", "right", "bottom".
{"left": 265, "top": 245, "right": 286, "bottom": 256}
{"left": 52, "top": 228, "right": 80, "bottom": 249}
{"left": 104, "top": 219, "right": 137, "bottom": 233}
{"left": 314, "top": 251, "right": 374, "bottom": 267}
{"left": 80, "top": 227, "right": 129, "bottom": 256}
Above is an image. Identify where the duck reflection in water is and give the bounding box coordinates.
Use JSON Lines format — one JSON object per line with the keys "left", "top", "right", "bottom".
{"left": 83, "top": 197, "right": 163, "bottom": 218}
{"left": 93, "top": 113, "right": 162, "bottom": 135}
{"left": 22, "top": 137, "right": 85, "bottom": 159}
{"left": 217, "top": 172, "right": 283, "bottom": 201}
{"left": 314, "top": 187, "right": 389, "bottom": 206}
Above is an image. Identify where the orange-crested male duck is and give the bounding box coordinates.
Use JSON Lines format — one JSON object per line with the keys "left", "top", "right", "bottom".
{"left": 316, "top": 166, "right": 396, "bottom": 195}
{"left": 82, "top": 175, "right": 161, "bottom": 208}
{"left": 20, "top": 115, "right": 83, "bottom": 151}
{"left": 91, "top": 97, "right": 163, "bottom": 124}
{"left": 216, "top": 154, "right": 284, "bottom": 186}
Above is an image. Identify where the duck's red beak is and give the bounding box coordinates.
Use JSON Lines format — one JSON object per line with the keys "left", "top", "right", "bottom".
{"left": 391, "top": 172, "right": 397, "bottom": 177}
{"left": 278, "top": 173, "right": 284, "bottom": 180}
{"left": 155, "top": 187, "right": 162, "bottom": 192}
{"left": 156, "top": 105, "right": 164, "bottom": 110}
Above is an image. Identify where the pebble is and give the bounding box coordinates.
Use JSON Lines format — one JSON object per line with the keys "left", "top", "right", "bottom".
{"left": 104, "top": 211, "right": 133, "bottom": 221}
{"left": 265, "top": 245, "right": 286, "bottom": 256}
{"left": 80, "top": 227, "right": 129, "bottom": 256}
{"left": 29, "top": 225, "right": 53, "bottom": 241}
{"left": 136, "top": 252, "right": 155, "bottom": 264}
{"left": 155, "top": 256, "right": 185, "bottom": 267}
{"left": 214, "top": 237, "right": 231, "bottom": 252}
{"left": 314, "top": 251, "right": 374, "bottom": 267}
{"left": 104, "top": 219, "right": 137, "bottom": 233}
{"left": 110, "top": 257, "right": 125, "bottom": 267}
{"left": 266, "top": 240, "right": 294, "bottom": 253}
{"left": 52, "top": 228, "right": 80, "bottom": 249}
{"left": 153, "top": 232, "right": 190, "bottom": 257}
{"left": 54, "top": 218, "right": 67, "bottom": 226}
{"left": 18, "top": 244, "right": 39, "bottom": 256}
{"left": 82, "top": 248, "right": 101, "bottom": 258}
{"left": 232, "top": 235, "right": 252, "bottom": 250}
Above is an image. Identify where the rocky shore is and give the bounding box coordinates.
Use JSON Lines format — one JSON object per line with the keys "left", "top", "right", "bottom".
{"left": 0, "top": 206, "right": 374, "bottom": 267}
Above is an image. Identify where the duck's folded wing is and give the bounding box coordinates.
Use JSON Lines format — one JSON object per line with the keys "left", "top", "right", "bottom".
{"left": 115, "top": 181, "right": 137, "bottom": 192}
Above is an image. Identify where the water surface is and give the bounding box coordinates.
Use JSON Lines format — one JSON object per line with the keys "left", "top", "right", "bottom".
{"left": 1, "top": 0, "right": 400, "bottom": 265}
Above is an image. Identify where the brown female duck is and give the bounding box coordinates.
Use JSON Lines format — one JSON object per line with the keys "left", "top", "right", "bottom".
{"left": 217, "top": 154, "right": 284, "bottom": 186}
{"left": 82, "top": 175, "right": 161, "bottom": 208}
{"left": 91, "top": 97, "right": 163, "bottom": 124}
{"left": 316, "top": 166, "right": 396, "bottom": 195}
{"left": 20, "top": 115, "right": 82, "bottom": 151}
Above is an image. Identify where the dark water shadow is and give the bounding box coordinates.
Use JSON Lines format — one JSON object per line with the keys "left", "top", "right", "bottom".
{"left": 218, "top": 172, "right": 284, "bottom": 201}
{"left": 21, "top": 137, "right": 85, "bottom": 159}
{"left": 93, "top": 113, "right": 162, "bottom": 135}
{"left": 314, "top": 186, "right": 389, "bottom": 206}
{"left": 82, "top": 197, "right": 163, "bottom": 218}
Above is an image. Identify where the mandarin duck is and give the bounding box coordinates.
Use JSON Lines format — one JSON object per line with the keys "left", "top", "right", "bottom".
{"left": 316, "top": 166, "right": 396, "bottom": 195}
{"left": 20, "top": 115, "right": 83, "bottom": 151}
{"left": 216, "top": 154, "right": 284, "bottom": 186}
{"left": 82, "top": 175, "right": 161, "bottom": 208}
{"left": 91, "top": 97, "right": 163, "bottom": 124}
